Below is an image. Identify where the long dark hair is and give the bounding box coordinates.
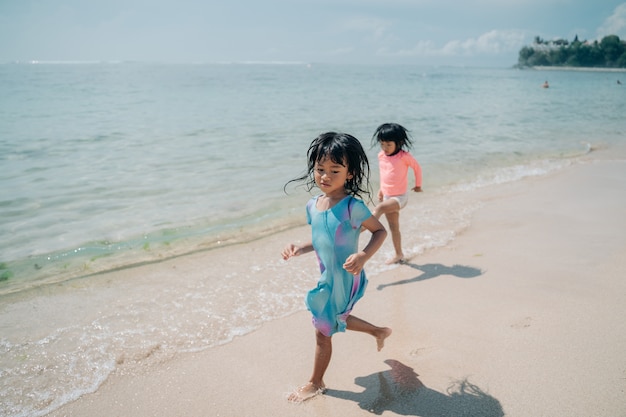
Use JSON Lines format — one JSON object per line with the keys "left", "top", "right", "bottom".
{"left": 285, "top": 132, "right": 371, "bottom": 199}
{"left": 371, "top": 123, "right": 413, "bottom": 156}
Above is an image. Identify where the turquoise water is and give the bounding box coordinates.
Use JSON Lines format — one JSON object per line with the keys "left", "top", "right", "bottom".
{"left": 2, "top": 63, "right": 623, "bottom": 292}
{"left": 0, "top": 63, "right": 624, "bottom": 416}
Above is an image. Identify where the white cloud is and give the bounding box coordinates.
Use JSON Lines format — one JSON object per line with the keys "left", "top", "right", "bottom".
{"left": 388, "top": 29, "right": 526, "bottom": 57}
{"left": 596, "top": 3, "right": 626, "bottom": 39}
{"left": 442, "top": 30, "right": 526, "bottom": 55}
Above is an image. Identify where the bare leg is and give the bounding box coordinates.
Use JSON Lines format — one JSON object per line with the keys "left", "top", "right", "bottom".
{"left": 372, "top": 199, "right": 404, "bottom": 264}
{"left": 371, "top": 198, "right": 399, "bottom": 220}
{"left": 288, "top": 330, "right": 330, "bottom": 402}
{"left": 309, "top": 330, "right": 331, "bottom": 388}
{"left": 346, "top": 315, "right": 392, "bottom": 351}
{"left": 384, "top": 210, "right": 404, "bottom": 264}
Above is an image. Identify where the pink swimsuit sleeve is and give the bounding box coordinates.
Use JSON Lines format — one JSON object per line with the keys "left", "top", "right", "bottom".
{"left": 403, "top": 152, "right": 422, "bottom": 188}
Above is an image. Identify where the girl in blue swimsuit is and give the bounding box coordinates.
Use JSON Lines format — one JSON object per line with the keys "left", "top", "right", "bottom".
{"left": 282, "top": 132, "right": 393, "bottom": 403}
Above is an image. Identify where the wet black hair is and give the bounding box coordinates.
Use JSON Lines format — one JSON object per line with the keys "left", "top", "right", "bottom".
{"left": 371, "top": 123, "right": 414, "bottom": 156}
{"left": 285, "top": 132, "right": 371, "bottom": 199}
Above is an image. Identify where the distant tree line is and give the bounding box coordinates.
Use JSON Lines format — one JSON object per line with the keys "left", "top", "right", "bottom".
{"left": 517, "top": 35, "right": 626, "bottom": 68}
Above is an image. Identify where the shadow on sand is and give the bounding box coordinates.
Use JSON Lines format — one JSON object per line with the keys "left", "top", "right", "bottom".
{"left": 325, "top": 359, "right": 503, "bottom": 416}
{"left": 377, "top": 263, "right": 483, "bottom": 291}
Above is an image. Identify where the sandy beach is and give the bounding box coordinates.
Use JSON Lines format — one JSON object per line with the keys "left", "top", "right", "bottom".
{"left": 48, "top": 151, "right": 626, "bottom": 417}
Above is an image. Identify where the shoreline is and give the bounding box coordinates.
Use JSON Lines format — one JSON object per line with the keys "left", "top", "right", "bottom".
{"left": 525, "top": 65, "right": 626, "bottom": 73}
{"left": 47, "top": 150, "right": 626, "bottom": 417}
{"left": 2, "top": 148, "right": 588, "bottom": 298}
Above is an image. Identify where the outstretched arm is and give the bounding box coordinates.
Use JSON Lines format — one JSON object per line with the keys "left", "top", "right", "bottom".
{"left": 343, "top": 216, "right": 387, "bottom": 275}
{"left": 404, "top": 152, "right": 423, "bottom": 191}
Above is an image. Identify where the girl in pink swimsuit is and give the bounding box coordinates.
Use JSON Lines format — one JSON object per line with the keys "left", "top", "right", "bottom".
{"left": 371, "top": 123, "right": 423, "bottom": 264}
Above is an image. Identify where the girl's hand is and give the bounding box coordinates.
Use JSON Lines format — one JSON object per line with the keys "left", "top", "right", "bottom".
{"left": 348, "top": 216, "right": 387, "bottom": 274}
{"left": 343, "top": 252, "right": 367, "bottom": 275}
{"left": 282, "top": 244, "right": 300, "bottom": 260}
{"left": 282, "top": 242, "right": 313, "bottom": 260}
{"left": 377, "top": 189, "right": 384, "bottom": 202}
{"left": 412, "top": 186, "right": 422, "bottom": 192}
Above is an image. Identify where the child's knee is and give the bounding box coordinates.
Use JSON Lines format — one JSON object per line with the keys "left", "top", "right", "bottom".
{"left": 315, "top": 330, "right": 332, "bottom": 345}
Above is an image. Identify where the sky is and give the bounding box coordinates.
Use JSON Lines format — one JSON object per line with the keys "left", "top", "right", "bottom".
{"left": 1, "top": 0, "right": 626, "bottom": 67}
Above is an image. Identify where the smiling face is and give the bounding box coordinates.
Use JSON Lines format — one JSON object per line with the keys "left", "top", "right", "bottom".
{"left": 314, "top": 156, "right": 353, "bottom": 198}
{"left": 380, "top": 140, "right": 398, "bottom": 156}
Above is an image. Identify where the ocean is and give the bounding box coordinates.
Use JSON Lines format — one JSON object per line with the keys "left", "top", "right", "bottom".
{"left": 1, "top": 62, "right": 624, "bottom": 416}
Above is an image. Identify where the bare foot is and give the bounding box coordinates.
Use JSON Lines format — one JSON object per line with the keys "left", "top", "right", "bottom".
{"left": 376, "top": 327, "right": 393, "bottom": 351}
{"left": 385, "top": 254, "right": 404, "bottom": 265}
{"left": 287, "top": 382, "right": 326, "bottom": 403}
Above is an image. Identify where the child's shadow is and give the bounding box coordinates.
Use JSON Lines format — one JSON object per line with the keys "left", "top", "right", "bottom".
{"left": 377, "top": 263, "right": 483, "bottom": 290}
{"left": 325, "top": 359, "right": 504, "bottom": 416}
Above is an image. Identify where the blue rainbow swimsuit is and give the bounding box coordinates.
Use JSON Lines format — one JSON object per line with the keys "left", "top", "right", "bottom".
{"left": 305, "top": 195, "right": 371, "bottom": 336}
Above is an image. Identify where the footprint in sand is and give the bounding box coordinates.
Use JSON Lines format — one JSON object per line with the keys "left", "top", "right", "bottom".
{"left": 510, "top": 316, "right": 532, "bottom": 329}
{"left": 409, "top": 347, "right": 430, "bottom": 357}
